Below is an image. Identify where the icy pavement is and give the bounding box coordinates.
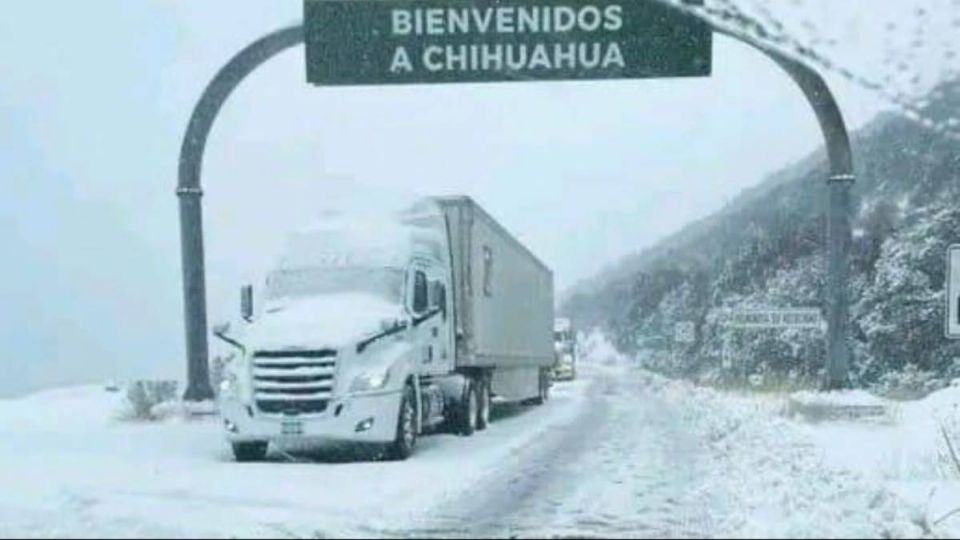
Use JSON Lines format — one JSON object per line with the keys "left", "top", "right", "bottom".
{"left": 390, "top": 366, "right": 718, "bottom": 538}
{"left": 0, "top": 340, "right": 950, "bottom": 538}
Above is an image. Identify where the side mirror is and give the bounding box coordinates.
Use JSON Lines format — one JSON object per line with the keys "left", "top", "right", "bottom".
{"left": 241, "top": 285, "right": 254, "bottom": 322}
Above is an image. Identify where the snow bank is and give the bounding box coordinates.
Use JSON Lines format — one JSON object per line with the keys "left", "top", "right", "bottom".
{"left": 629, "top": 370, "right": 929, "bottom": 538}
{"left": 614, "top": 346, "right": 960, "bottom": 537}
{"left": 661, "top": 369, "right": 960, "bottom": 537}
{"left": 803, "top": 381, "right": 960, "bottom": 537}
{"left": 0, "top": 386, "right": 127, "bottom": 431}
{"left": 785, "top": 389, "right": 892, "bottom": 424}
{"left": 790, "top": 389, "right": 888, "bottom": 409}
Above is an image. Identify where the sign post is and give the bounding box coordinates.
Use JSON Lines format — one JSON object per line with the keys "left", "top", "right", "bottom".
{"left": 304, "top": 0, "right": 712, "bottom": 86}
{"left": 948, "top": 245, "right": 960, "bottom": 339}
{"left": 721, "top": 334, "right": 733, "bottom": 370}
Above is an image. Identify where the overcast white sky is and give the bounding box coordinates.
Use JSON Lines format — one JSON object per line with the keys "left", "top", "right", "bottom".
{"left": 1, "top": 1, "right": 932, "bottom": 396}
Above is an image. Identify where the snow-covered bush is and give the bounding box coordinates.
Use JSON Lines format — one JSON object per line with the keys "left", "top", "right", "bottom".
{"left": 873, "top": 364, "right": 947, "bottom": 400}
{"left": 121, "top": 380, "right": 179, "bottom": 422}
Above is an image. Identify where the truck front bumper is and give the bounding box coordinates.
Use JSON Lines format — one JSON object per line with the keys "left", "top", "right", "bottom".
{"left": 553, "top": 364, "right": 576, "bottom": 381}
{"left": 221, "top": 390, "right": 401, "bottom": 445}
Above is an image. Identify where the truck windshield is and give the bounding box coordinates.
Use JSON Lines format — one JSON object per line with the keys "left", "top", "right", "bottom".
{"left": 264, "top": 267, "right": 405, "bottom": 304}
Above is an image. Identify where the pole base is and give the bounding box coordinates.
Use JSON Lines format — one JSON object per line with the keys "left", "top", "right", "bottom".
{"left": 820, "top": 377, "right": 852, "bottom": 392}
{"left": 183, "top": 383, "right": 216, "bottom": 403}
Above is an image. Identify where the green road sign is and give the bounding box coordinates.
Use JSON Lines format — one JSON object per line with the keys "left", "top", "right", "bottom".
{"left": 304, "top": 0, "right": 712, "bottom": 86}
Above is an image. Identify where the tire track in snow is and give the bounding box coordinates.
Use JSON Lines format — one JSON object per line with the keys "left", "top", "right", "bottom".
{"left": 381, "top": 366, "right": 718, "bottom": 539}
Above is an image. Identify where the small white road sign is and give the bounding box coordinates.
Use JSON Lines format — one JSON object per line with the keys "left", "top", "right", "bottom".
{"left": 718, "top": 308, "right": 824, "bottom": 330}
{"left": 948, "top": 246, "right": 960, "bottom": 339}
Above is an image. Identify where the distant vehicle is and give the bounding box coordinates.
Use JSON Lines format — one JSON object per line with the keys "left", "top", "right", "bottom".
{"left": 215, "top": 196, "right": 555, "bottom": 461}
{"left": 553, "top": 318, "right": 577, "bottom": 382}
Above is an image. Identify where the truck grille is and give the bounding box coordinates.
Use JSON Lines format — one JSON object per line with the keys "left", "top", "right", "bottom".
{"left": 251, "top": 350, "right": 337, "bottom": 416}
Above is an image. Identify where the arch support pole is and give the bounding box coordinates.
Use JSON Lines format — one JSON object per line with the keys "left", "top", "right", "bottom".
{"left": 717, "top": 29, "right": 855, "bottom": 389}
{"left": 178, "top": 25, "right": 305, "bottom": 401}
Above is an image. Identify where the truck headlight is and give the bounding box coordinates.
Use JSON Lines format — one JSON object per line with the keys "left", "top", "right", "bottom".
{"left": 350, "top": 368, "right": 391, "bottom": 393}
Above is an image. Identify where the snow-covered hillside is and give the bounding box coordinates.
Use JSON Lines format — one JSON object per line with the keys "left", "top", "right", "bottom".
{"left": 564, "top": 78, "right": 960, "bottom": 393}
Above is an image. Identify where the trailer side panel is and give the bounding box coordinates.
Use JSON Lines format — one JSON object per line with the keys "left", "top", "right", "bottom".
{"left": 435, "top": 197, "right": 554, "bottom": 372}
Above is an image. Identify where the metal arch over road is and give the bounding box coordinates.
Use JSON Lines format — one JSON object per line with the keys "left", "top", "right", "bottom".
{"left": 177, "top": 25, "right": 305, "bottom": 401}
{"left": 177, "top": 15, "right": 854, "bottom": 401}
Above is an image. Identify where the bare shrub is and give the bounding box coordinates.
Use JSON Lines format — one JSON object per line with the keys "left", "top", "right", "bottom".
{"left": 121, "top": 380, "right": 179, "bottom": 421}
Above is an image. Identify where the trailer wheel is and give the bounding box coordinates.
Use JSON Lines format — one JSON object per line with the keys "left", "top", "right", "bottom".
{"left": 388, "top": 384, "right": 418, "bottom": 461}
{"left": 476, "top": 378, "right": 491, "bottom": 431}
{"left": 232, "top": 441, "right": 268, "bottom": 462}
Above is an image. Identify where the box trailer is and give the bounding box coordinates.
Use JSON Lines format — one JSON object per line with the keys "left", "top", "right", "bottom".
{"left": 437, "top": 196, "right": 555, "bottom": 400}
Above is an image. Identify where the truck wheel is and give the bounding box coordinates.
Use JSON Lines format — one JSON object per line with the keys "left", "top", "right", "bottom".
{"left": 232, "top": 441, "right": 268, "bottom": 462}
{"left": 532, "top": 369, "right": 550, "bottom": 405}
{"left": 459, "top": 381, "right": 478, "bottom": 437}
{"left": 388, "top": 385, "right": 418, "bottom": 461}
{"left": 476, "top": 379, "right": 491, "bottom": 431}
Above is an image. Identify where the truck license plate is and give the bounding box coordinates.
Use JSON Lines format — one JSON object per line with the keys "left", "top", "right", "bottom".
{"left": 282, "top": 420, "right": 303, "bottom": 436}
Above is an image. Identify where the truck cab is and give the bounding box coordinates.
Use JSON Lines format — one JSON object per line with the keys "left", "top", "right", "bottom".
{"left": 553, "top": 318, "right": 577, "bottom": 381}
{"left": 218, "top": 215, "right": 454, "bottom": 461}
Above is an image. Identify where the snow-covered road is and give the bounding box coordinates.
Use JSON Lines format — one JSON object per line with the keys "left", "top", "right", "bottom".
{"left": 1, "top": 336, "right": 952, "bottom": 538}
{"left": 395, "top": 364, "right": 717, "bottom": 538}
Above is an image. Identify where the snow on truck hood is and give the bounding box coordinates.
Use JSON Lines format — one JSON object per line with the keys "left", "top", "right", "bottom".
{"left": 246, "top": 293, "right": 406, "bottom": 352}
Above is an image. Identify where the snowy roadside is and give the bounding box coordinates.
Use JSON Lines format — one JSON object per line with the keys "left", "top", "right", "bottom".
{"left": 0, "top": 376, "right": 593, "bottom": 538}
{"left": 803, "top": 383, "right": 960, "bottom": 539}
{"left": 629, "top": 367, "right": 960, "bottom": 538}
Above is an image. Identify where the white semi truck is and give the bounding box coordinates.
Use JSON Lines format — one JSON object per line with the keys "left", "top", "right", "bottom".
{"left": 216, "top": 196, "right": 555, "bottom": 461}
{"left": 553, "top": 317, "right": 577, "bottom": 381}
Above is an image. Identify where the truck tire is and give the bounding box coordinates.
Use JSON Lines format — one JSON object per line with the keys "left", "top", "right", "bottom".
{"left": 459, "top": 380, "right": 479, "bottom": 437}
{"left": 232, "top": 441, "right": 268, "bottom": 462}
{"left": 388, "top": 385, "right": 418, "bottom": 461}
{"left": 532, "top": 369, "right": 550, "bottom": 406}
{"left": 476, "top": 378, "right": 491, "bottom": 431}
